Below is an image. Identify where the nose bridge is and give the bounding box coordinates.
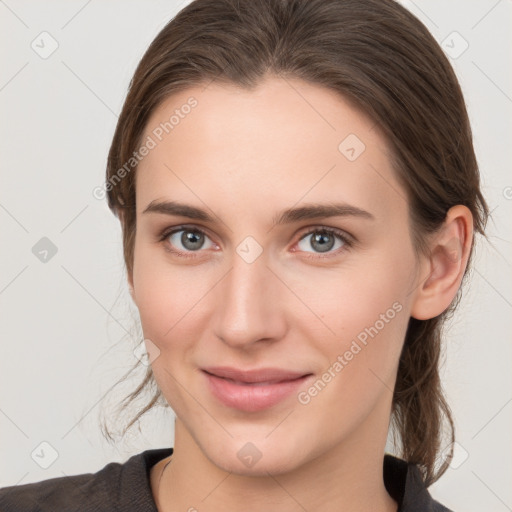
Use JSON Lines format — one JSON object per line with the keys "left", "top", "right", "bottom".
{"left": 215, "top": 240, "right": 283, "bottom": 346}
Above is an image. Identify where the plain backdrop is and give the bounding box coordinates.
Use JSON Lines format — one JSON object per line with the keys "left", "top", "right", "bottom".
{"left": 1, "top": 1, "right": 511, "bottom": 510}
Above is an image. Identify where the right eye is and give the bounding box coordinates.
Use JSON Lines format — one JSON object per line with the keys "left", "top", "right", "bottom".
{"left": 159, "top": 226, "right": 217, "bottom": 258}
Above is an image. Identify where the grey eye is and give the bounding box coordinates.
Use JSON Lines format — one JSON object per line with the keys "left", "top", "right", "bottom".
{"left": 168, "top": 229, "right": 213, "bottom": 252}
{"left": 297, "top": 230, "right": 345, "bottom": 254}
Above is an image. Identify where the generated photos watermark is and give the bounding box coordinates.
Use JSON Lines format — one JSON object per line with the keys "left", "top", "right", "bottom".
{"left": 297, "top": 301, "right": 403, "bottom": 405}
{"left": 92, "top": 96, "right": 198, "bottom": 201}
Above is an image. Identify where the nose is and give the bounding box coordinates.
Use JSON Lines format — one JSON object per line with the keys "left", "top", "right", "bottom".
{"left": 213, "top": 246, "right": 286, "bottom": 349}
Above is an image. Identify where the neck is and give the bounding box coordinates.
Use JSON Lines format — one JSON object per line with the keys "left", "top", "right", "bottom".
{"left": 157, "top": 406, "right": 397, "bottom": 512}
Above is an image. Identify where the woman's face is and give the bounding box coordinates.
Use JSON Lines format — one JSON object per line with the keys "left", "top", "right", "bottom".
{"left": 130, "top": 76, "right": 423, "bottom": 475}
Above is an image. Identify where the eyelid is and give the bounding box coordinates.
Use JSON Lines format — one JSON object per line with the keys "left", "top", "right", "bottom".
{"left": 297, "top": 225, "right": 355, "bottom": 245}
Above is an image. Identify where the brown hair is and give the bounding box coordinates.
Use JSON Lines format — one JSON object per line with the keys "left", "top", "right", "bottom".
{"left": 102, "top": 0, "right": 489, "bottom": 487}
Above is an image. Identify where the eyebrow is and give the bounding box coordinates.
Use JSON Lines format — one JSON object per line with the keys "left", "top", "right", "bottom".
{"left": 142, "top": 199, "right": 374, "bottom": 225}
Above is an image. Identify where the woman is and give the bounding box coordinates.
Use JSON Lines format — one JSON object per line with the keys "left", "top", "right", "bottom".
{"left": 0, "top": 0, "right": 489, "bottom": 510}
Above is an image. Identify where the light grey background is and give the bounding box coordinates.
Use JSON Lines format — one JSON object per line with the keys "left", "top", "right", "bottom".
{"left": 1, "top": 1, "right": 511, "bottom": 510}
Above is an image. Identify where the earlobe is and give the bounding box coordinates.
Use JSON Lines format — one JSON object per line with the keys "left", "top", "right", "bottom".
{"left": 410, "top": 205, "right": 474, "bottom": 320}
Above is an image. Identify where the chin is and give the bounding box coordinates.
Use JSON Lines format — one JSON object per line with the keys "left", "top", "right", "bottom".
{"left": 202, "top": 437, "right": 305, "bottom": 477}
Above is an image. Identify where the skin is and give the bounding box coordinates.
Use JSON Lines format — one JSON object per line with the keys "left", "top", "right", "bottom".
{"left": 127, "top": 76, "right": 473, "bottom": 512}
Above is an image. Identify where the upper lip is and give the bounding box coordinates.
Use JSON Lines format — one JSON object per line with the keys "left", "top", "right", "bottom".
{"left": 202, "top": 366, "right": 312, "bottom": 384}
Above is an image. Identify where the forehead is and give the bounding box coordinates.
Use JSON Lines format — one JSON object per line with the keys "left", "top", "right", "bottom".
{"left": 136, "top": 77, "right": 407, "bottom": 224}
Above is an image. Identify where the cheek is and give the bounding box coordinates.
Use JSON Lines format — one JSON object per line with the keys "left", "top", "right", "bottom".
{"left": 131, "top": 247, "right": 207, "bottom": 410}
{"left": 300, "top": 250, "right": 412, "bottom": 335}
{"left": 132, "top": 242, "right": 202, "bottom": 349}
{"left": 297, "top": 243, "right": 415, "bottom": 386}
{"left": 293, "top": 270, "right": 410, "bottom": 438}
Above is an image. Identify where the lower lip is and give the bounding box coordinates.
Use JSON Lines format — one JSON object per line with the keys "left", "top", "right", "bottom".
{"left": 203, "top": 371, "right": 312, "bottom": 412}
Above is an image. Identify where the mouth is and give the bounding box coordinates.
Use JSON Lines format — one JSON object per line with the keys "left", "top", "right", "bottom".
{"left": 201, "top": 367, "right": 313, "bottom": 412}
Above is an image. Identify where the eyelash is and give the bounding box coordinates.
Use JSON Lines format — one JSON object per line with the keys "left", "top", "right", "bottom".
{"left": 157, "top": 225, "right": 354, "bottom": 260}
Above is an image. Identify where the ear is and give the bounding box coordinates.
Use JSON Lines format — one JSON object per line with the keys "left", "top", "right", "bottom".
{"left": 410, "top": 205, "right": 474, "bottom": 320}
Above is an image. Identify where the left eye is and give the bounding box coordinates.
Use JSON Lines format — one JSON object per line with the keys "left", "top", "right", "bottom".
{"left": 296, "top": 228, "right": 350, "bottom": 255}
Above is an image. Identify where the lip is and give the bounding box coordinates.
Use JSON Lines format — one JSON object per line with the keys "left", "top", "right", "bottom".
{"left": 202, "top": 366, "right": 313, "bottom": 412}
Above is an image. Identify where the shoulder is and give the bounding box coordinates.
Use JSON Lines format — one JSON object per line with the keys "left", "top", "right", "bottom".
{"left": 0, "top": 447, "right": 173, "bottom": 512}
{"left": 383, "top": 454, "right": 454, "bottom": 512}
{"left": 0, "top": 468, "right": 114, "bottom": 512}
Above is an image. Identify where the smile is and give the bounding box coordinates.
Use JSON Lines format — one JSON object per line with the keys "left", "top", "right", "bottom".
{"left": 202, "top": 367, "right": 313, "bottom": 412}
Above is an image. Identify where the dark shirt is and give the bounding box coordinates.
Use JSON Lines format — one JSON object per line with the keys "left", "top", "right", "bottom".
{"left": 0, "top": 448, "right": 453, "bottom": 511}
